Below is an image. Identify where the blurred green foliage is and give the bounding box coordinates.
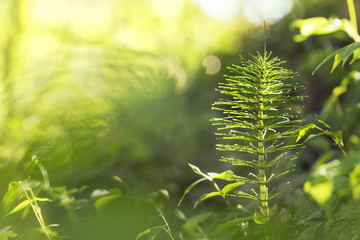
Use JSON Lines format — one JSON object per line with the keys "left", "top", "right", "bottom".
{"left": 1, "top": 0, "right": 360, "bottom": 239}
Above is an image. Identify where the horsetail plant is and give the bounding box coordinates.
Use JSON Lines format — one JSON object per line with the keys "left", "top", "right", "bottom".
{"left": 180, "top": 32, "right": 305, "bottom": 239}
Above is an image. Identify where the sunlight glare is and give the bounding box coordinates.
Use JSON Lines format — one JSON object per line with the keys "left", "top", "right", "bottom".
{"left": 242, "top": 0, "right": 293, "bottom": 25}
{"left": 193, "top": 0, "right": 294, "bottom": 24}
{"left": 192, "top": 0, "right": 241, "bottom": 21}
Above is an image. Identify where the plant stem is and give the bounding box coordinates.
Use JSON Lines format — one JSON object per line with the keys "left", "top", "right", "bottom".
{"left": 157, "top": 208, "right": 175, "bottom": 240}
{"left": 259, "top": 57, "right": 270, "bottom": 240}
{"left": 22, "top": 184, "right": 52, "bottom": 240}
{"left": 347, "top": 0, "right": 360, "bottom": 41}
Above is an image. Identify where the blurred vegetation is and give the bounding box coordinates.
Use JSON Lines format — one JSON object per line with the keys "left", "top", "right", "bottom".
{"left": 1, "top": 0, "right": 360, "bottom": 239}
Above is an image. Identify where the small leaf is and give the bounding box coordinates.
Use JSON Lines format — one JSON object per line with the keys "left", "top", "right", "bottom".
{"left": 41, "top": 225, "right": 59, "bottom": 238}
{"left": 331, "top": 53, "right": 342, "bottom": 73}
{"left": 90, "top": 189, "right": 110, "bottom": 199}
{"left": 0, "top": 226, "right": 17, "bottom": 240}
{"left": 350, "top": 48, "right": 360, "bottom": 64}
{"left": 188, "top": 163, "right": 202, "bottom": 175}
{"left": 183, "top": 212, "right": 212, "bottom": 235}
{"left": 332, "top": 131, "right": 344, "bottom": 146}
{"left": 296, "top": 124, "right": 316, "bottom": 142}
{"left": 94, "top": 189, "right": 121, "bottom": 211}
{"left": 212, "top": 170, "right": 234, "bottom": 180}
{"left": 34, "top": 197, "right": 51, "bottom": 202}
{"left": 222, "top": 182, "right": 243, "bottom": 195}
{"left": 188, "top": 163, "right": 212, "bottom": 181}
{"left": 6, "top": 200, "right": 31, "bottom": 216}
{"left": 212, "top": 216, "right": 253, "bottom": 236}
{"left": 178, "top": 178, "right": 207, "bottom": 207}
{"left": 136, "top": 226, "right": 165, "bottom": 240}
{"left": 254, "top": 212, "right": 264, "bottom": 224}
{"left": 194, "top": 192, "right": 222, "bottom": 209}
{"left": 304, "top": 180, "right": 334, "bottom": 206}
{"left": 313, "top": 42, "right": 360, "bottom": 74}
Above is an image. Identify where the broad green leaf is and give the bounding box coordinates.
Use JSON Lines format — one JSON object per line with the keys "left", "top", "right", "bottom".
{"left": 332, "top": 131, "right": 344, "bottom": 146}
{"left": 222, "top": 182, "right": 243, "bottom": 195}
{"left": 313, "top": 42, "right": 360, "bottom": 74}
{"left": 5, "top": 200, "right": 30, "bottom": 216}
{"left": 0, "top": 226, "right": 17, "bottom": 240}
{"left": 296, "top": 123, "right": 316, "bottom": 142}
{"left": 304, "top": 180, "right": 334, "bottom": 206}
{"left": 292, "top": 17, "right": 343, "bottom": 42}
{"left": 178, "top": 178, "right": 206, "bottom": 207}
{"left": 292, "top": 17, "right": 358, "bottom": 42}
{"left": 194, "top": 192, "right": 222, "bottom": 209}
{"left": 350, "top": 164, "right": 360, "bottom": 199}
{"left": 136, "top": 226, "right": 165, "bottom": 240}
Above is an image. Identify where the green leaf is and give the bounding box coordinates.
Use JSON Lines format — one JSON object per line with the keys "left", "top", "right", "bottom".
{"left": 296, "top": 123, "right": 316, "bottom": 142}
{"left": 94, "top": 189, "right": 121, "bottom": 211}
{"left": 254, "top": 212, "right": 264, "bottom": 224}
{"left": 212, "top": 216, "right": 253, "bottom": 235}
{"left": 332, "top": 130, "right": 344, "bottom": 146}
{"left": 0, "top": 226, "right": 17, "bottom": 240}
{"left": 222, "top": 182, "right": 243, "bottom": 195}
{"left": 194, "top": 192, "right": 222, "bottom": 209}
{"left": 331, "top": 53, "right": 342, "bottom": 73}
{"left": 350, "top": 164, "right": 360, "bottom": 199}
{"left": 136, "top": 226, "right": 165, "bottom": 240}
{"left": 291, "top": 17, "right": 344, "bottom": 42}
{"left": 304, "top": 180, "right": 334, "bottom": 206}
{"left": 178, "top": 178, "right": 207, "bottom": 207}
{"left": 212, "top": 170, "right": 234, "bottom": 180}
{"left": 41, "top": 225, "right": 59, "bottom": 238}
{"left": 350, "top": 48, "right": 360, "bottom": 64}
{"left": 313, "top": 42, "right": 360, "bottom": 74}
{"left": 292, "top": 17, "right": 359, "bottom": 42}
{"left": 188, "top": 163, "right": 212, "bottom": 181}
{"left": 3, "top": 182, "right": 24, "bottom": 210}
{"left": 183, "top": 212, "right": 212, "bottom": 235}
{"left": 34, "top": 197, "right": 51, "bottom": 202}
{"left": 5, "top": 200, "right": 31, "bottom": 216}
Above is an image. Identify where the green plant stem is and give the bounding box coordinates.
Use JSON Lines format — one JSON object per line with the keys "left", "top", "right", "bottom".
{"left": 213, "top": 182, "right": 232, "bottom": 207}
{"left": 347, "top": 0, "right": 359, "bottom": 41}
{"left": 259, "top": 69, "right": 270, "bottom": 240}
{"left": 22, "top": 184, "right": 51, "bottom": 240}
{"left": 157, "top": 208, "right": 175, "bottom": 240}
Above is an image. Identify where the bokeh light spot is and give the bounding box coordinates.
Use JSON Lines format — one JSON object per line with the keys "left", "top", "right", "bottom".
{"left": 202, "top": 55, "right": 221, "bottom": 75}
